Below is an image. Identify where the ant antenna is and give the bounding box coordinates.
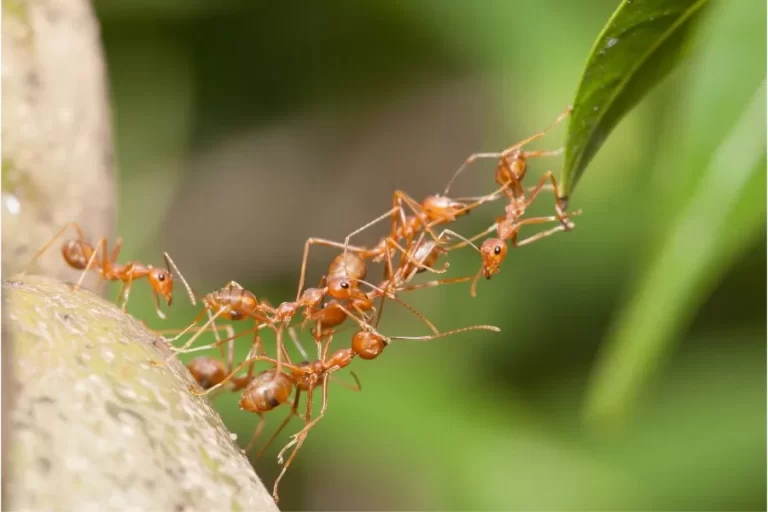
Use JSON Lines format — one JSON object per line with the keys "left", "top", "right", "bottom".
{"left": 355, "top": 277, "right": 439, "bottom": 335}
{"left": 288, "top": 327, "right": 310, "bottom": 362}
{"left": 389, "top": 324, "right": 500, "bottom": 341}
{"left": 164, "top": 252, "right": 197, "bottom": 306}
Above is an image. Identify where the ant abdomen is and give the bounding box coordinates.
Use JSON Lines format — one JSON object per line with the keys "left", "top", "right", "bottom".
{"left": 409, "top": 240, "right": 445, "bottom": 274}
{"left": 187, "top": 356, "right": 227, "bottom": 390}
{"left": 314, "top": 300, "right": 348, "bottom": 330}
{"left": 239, "top": 370, "right": 294, "bottom": 413}
{"left": 496, "top": 152, "right": 527, "bottom": 186}
{"left": 422, "top": 195, "right": 469, "bottom": 222}
{"left": 61, "top": 240, "right": 91, "bottom": 270}
{"left": 301, "top": 287, "right": 325, "bottom": 306}
{"left": 328, "top": 252, "right": 367, "bottom": 282}
{"left": 206, "top": 282, "right": 260, "bottom": 320}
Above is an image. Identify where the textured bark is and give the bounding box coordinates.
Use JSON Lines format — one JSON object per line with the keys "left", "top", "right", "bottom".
{"left": 4, "top": 274, "right": 279, "bottom": 511}
{"left": 2, "top": 0, "right": 116, "bottom": 287}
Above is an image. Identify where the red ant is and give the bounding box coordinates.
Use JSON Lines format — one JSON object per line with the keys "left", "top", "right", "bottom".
{"left": 442, "top": 105, "right": 574, "bottom": 225}
{"left": 165, "top": 281, "right": 291, "bottom": 381}
{"left": 186, "top": 356, "right": 253, "bottom": 392}
{"left": 207, "top": 318, "right": 500, "bottom": 503}
{"left": 27, "top": 222, "right": 195, "bottom": 318}
{"left": 294, "top": 183, "right": 510, "bottom": 303}
{"left": 172, "top": 251, "right": 441, "bottom": 375}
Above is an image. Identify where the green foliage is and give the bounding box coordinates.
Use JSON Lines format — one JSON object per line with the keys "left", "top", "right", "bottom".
{"left": 585, "top": 82, "right": 766, "bottom": 426}
{"left": 98, "top": 0, "right": 765, "bottom": 509}
{"left": 562, "top": 0, "right": 711, "bottom": 197}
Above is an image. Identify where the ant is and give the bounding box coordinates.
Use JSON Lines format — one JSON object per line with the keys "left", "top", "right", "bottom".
{"left": 27, "top": 222, "right": 195, "bottom": 318}
{"left": 165, "top": 281, "right": 290, "bottom": 379}
{"left": 294, "top": 183, "right": 510, "bottom": 303}
{"left": 442, "top": 105, "right": 575, "bottom": 227}
{"left": 186, "top": 356, "right": 253, "bottom": 392}
{"left": 173, "top": 251, "right": 440, "bottom": 375}
{"left": 207, "top": 318, "right": 500, "bottom": 503}
{"left": 445, "top": 195, "right": 583, "bottom": 297}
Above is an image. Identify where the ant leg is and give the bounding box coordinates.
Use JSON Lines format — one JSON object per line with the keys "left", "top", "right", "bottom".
{"left": 395, "top": 275, "right": 474, "bottom": 293}
{"left": 445, "top": 182, "right": 510, "bottom": 220}
{"left": 118, "top": 264, "right": 136, "bottom": 313}
{"left": 172, "top": 325, "right": 263, "bottom": 357}
{"left": 372, "top": 242, "right": 395, "bottom": 327}
{"left": 443, "top": 152, "right": 506, "bottom": 195}
{"left": 498, "top": 105, "right": 572, "bottom": 158}
{"left": 191, "top": 355, "right": 294, "bottom": 401}
{"left": 392, "top": 190, "right": 443, "bottom": 242}
{"left": 443, "top": 105, "right": 572, "bottom": 195}
{"left": 187, "top": 353, "right": 266, "bottom": 396}
{"left": 511, "top": 223, "right": 569, "bottom": 248}
{"left": 272, "top": 327, "right": 285, "bottom": 382}
{"left": 74, "top": 237, "right": 105, "bottom": 292}
{"left": 284, "top": 374, "right": 331, "bottom": 445}
{"left": 331, "top": 371, "right": 362, "bottom": 392}
{"left": 386, "top": 237, "right": 448, "bottom": 275}
{"left": 272, "top": 384, "right": 316, "bottom": 503}
{"left": 172, "top": 307, "right": 228, "bottom": 354}
{"left": 342, "top": 205, "right": 400, "bottom": 274}
{"left": 244, "top": 412, "right": 266, "bottom": 454}
{"left": 108, "top": 236, "right": 123, "bottom": 266}
{"left": 153, "top": 324, "right": 236, "bottom": 342}
{"left": 165, "top": 308, "right": 208, "bottom": 343}
{"left": 203, "top": 308, "right": 227, "bottom": 359}
{"left": 357, "top": 278, "right": 439, "bottom": 334}
{"left": 25, "top": 222, "right": 88, "bottom": 272}
{"left": 255, "top": 388, "right": 302, "bottom": 457}
{"left": 523, "top": 171, "right": 577, "bottom": 228}
{"left": 332, "top": 303, "right": 381, "bottom": 338}
{"left": 296, "top": 237, "right": 369, "bottom": 300}
{"left": 312, "top": 320, "right": 324, "bottom": 360}
{"left": 446, "top": 223, "right": 498, "bottom": 251}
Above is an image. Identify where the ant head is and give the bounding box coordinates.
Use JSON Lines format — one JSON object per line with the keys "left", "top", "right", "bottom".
{"left": 480, "top": 238, "right": 507, "bottom": 279}
{"left": 148, "top": 267, "right": 173, "bottom": 305}
{"left": 351, "top": 330, "right": 387, "bottom": 360}
{"left": 239, "top": 370, "right": 294, "bottom": 413}
{"left": 327, "top": 276, "right": 356, "bottom": 300}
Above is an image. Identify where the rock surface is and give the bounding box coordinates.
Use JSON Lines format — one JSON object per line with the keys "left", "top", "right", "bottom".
{"left": 2, "top": 0, "right": 116, "bottom": 285}
{"left": 4, "top": 274, "right": 279, "bottom": 512}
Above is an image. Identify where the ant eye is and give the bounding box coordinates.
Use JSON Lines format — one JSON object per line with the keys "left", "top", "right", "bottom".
{"left": 494, "top": 245, "right": 502, "bottom": 255}
{"left": 157, "top": 273, "right": 166, "bottom": 281}
{"left": 340, "top": 281, "right": 349, "bottom": 289}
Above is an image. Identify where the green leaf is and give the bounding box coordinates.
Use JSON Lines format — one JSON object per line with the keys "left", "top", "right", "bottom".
{"left": 561, "top": 0, "right": 711, "bottom": 198}
{"left": 584, "top": 81, "right": 766, "bottom": 427}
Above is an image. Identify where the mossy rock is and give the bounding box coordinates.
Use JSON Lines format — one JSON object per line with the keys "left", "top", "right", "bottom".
{"left": 4, "top": 274, "right": 279, "bottom": 511}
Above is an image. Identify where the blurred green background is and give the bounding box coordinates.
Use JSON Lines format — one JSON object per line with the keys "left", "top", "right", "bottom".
{"left": 93, "top": 1, "right": 765, "bottom": 510}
